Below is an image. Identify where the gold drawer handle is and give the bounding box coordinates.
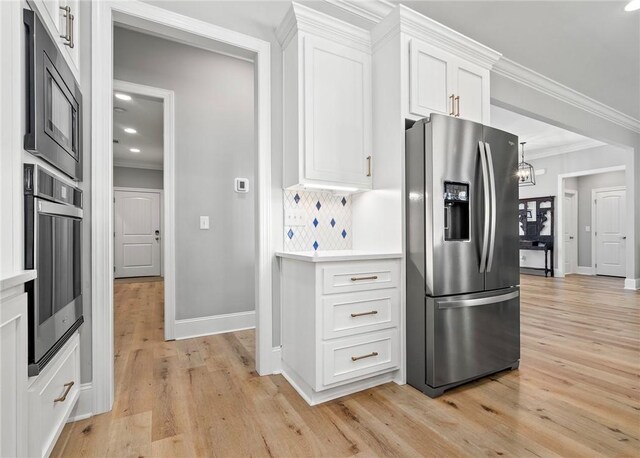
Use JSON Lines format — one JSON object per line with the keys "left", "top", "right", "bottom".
{"left": 351, "top": 351, "right": 378, "bottom": 362}
{"left": 350, "top": 275, "right": 378, "bottom": 282}
{"left": 350, "top": 310, "right": 378, "bottom": 318}
{"left": 54, "top": 381, "right": 75, "bottom": 403}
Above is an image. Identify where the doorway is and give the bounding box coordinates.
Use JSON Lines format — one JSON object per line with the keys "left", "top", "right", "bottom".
{"left": 91, "top": 1, "right": 273, "bottom": 416}
{"left": 563, "top": 190, "right": 578, "bottom": 274}
{"left": 593, "top": 187, "right": 627, "bottom": 277}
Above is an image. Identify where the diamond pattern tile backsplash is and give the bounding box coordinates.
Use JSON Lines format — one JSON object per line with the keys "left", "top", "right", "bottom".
{"left": 284, "top": 190, "right": 352, "bottom": 251}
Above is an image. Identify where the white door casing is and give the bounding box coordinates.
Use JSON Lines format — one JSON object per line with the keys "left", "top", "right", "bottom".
{"left": 593, "top": 188, "right": 626, "bottom": 277}
{"left": 563, "top": 191, "right": 577, "bottom": 274}
{"left": 114, "top": 189, "right": 161, "bottom": 278}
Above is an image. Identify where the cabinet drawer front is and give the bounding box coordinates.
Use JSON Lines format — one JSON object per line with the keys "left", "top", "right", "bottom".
{"left": 322, "top": 290, "right": 399, "bottom": 340}
{"left": 322, "top": 329, "right": 399, "bottom": 387}
{"left": 322, "top": 261, "right": 399, "bottom": 295}
{"left": 29, "top": 334, "right": 80, "bottom": 458}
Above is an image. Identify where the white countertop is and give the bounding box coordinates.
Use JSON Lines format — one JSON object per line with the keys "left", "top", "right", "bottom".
{"left": 275, "top": 250, "right": 402, "bottom": 263}
{"left": 1, "top": 270, "right": 37, "bottom": 291}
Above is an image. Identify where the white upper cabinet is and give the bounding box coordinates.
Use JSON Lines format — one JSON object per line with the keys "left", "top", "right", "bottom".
{"left": 30, "top": 0, "right": 81, "bottom": 84}
{"left": 278, "top": 3, "right": 373, "bottom": 191}
{"left": 409, "top": 39, "right": 490, "bottom": 124}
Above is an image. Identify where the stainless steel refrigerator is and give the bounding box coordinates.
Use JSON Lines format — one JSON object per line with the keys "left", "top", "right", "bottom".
{"left": 405, "top": 114, "right": 520, "bottom": 398}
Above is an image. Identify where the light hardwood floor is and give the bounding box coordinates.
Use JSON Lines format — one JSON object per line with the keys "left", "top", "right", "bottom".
{"left": 53, "top": 274, "right": 640, "bottom": 457}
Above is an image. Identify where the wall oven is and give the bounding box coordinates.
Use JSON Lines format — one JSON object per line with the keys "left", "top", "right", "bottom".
{"left": 24, "top": 8, "right": 82, "bottom": 181}
{"left": 24, "top": 165, "right": 84, "bottom": 376}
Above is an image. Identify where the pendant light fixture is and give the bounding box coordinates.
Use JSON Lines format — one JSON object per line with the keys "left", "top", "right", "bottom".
{"left": 517, "top": 141, "right": 536, "bottom": 186}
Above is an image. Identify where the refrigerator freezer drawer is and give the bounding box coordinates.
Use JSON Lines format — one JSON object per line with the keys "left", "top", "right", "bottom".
{"left": 426, "top": 287, "right": 520, "bottom": 388}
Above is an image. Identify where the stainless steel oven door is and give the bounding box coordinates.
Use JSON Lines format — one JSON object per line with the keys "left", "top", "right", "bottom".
{"left": 32, "top": 197, "right": 83, "bottom": 367}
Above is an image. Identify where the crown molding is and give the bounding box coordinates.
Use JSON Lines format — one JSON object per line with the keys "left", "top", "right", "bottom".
{"left": 493, "top": 57, "right": 640, "bottom": 134}
{"left": 527, "top": 139, "right": 606, "bottom": 161}
{"left": 323, "top": 0, "right": 395, "bottom": 24}
{"left": 113, "top": 160, "right": 164, "bottom": 171}
{"left": 372, "top": 5, "right": 501, "bottom": 69}
{"left": 276, "top": 2, "right": 371, "bottom": 52}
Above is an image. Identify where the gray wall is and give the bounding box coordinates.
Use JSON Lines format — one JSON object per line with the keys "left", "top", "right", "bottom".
{"left": 113, "top": 166, "right": 164, "bottom": 189}
{"left": 576, "top": 171, "right": 626, "bottom": 267}
{"left": 114, "top": 27, "right": 256, "bottom": 320}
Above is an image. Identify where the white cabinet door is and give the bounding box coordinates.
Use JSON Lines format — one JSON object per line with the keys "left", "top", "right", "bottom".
{"left": 409, "top": 40, "right": 455, "bottom": 118}
{"left": 453, "top": 59, "right": 489, "bottom": 124}
{"left": 30, "top": 0, "right": 80, "bottom": 83}
{"left": 114, "top": 190, "right": 162, "bottom": 278}
{"left": 0, "top": 292, "right": 28, "bottom": 458}
{"left": 303, "top": 35, "right": 372, "bottom": 188}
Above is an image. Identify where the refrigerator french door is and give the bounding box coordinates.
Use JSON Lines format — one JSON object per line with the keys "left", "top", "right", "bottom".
{"left": 406, "top": 114, "right": 520, "bottom": 398}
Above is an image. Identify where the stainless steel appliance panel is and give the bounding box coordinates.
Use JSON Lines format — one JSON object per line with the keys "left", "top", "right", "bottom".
{"left": 426, "top": 287, "right": 520, "bottom": 388}
{"left": 482, "top": 126, "right": 520, "bottom": 291}
{"left": 427, "top": 115, "right": 486, "bottom": 296}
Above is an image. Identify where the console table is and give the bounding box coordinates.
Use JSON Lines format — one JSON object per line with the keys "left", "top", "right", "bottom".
{"left": 519, "top": 196, "right": 555, "bottom": 277}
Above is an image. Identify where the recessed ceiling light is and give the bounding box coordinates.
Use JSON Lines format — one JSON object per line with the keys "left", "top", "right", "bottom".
{"left": 114, "top": 107, "right": 127, "bottom": 113}
{"left": 130, "top": 148, "right": 140, "bottom": 153}
{"left": 115, "top": 93, "right": 132, "bottom": 101}
{"left": 625, "top": 0, "right": 640, "bottom": 11}
{"left": 124, "top": 127, "right": 137, "bottom": 134}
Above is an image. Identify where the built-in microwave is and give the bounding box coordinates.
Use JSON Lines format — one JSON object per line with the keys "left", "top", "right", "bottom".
{"left": 24, "top": 8, "right": 82, "bottom": 181}
{"left": 24, "top": 165, "right": 84, "bottom": 376}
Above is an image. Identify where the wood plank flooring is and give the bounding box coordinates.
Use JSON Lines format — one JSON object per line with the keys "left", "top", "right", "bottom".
{"left": 52, "top": 274, "right": 640, "bottom": 457}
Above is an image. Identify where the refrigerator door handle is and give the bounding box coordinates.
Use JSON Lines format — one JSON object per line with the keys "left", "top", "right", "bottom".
{"left": 485, "top": 142, "right": 497, "bottom": 272}
{"left": 478, "top": 141, "right": 490, "bottom": 273}
{"left": 437, "top": 290, "right": 519, "bottom": 309}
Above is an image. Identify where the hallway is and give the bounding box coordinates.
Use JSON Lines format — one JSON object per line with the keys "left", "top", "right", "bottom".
{"left": 52, "top": 274, "right": 640, "bottom": 457}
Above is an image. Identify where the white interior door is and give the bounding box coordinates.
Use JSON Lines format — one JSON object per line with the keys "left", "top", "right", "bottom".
{"left": 563, "top": 192, "right": 577, "bottom": 274}
{"left": 114, "top": 190, "right": 161, "bottom": 278}
{"left": 594, "top": 189, "right": 626, "bottom": 277}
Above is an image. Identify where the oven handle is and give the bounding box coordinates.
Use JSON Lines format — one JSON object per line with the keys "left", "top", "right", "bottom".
{"left": 37, "top": 199, "right": 83, "bottom": 219}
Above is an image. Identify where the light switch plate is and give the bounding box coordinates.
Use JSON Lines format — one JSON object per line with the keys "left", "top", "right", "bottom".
{"left": 200, "top": 216, "right": 210, "bottom": 230}
{"left": 285, "top": 209, "right": 306, "bottom": 227}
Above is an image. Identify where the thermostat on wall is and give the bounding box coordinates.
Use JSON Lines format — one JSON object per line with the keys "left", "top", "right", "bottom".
{"left": 235, "top": 178, "right": 249, "bottom": 193}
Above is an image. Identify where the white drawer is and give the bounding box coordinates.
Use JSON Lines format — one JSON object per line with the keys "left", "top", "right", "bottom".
{"left": 322, "top": 329, "right": 399, "bottom": 387}
{"left": 322, "top": 289, "right": 399, "bottom": 340}
{"left": 28, "top": 333, "right": 80, "bottom": 458}
{"left": 321, "top": 260, "right": 399, "bottom": 295}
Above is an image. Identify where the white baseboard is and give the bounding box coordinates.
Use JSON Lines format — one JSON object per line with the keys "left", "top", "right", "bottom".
{"left": 577, "top": 266, "right": 595, "bottom": 275}
{"left": 554, "top": 269, "right": 563, "bottom": 277}
{"left": 67, "top": 382, "right": 94, "bottom": 422}
{"left": 271, "top": 346, "right": 282, "bottom": 374}
{"left": 624, "top": 278, "right": 640, "bottom": 290}
{"left": 174, "top": 310, "right": 255, "bottom": 340}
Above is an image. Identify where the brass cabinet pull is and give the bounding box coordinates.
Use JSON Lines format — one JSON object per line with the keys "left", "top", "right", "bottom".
{"left": 351, "top": 351, "right": 378, "bottom": 362}
{"left": 366, "top": 156, "right": 372, "bottom": 177}
{"left": 54, "top": 381, "right": 75, "bottom": 403}
{"left": 455, "top": 96, "right": 460, "bottom": 117}
{"left": 350, "top": 275, "right": 378, "bottom": 282}
{"left": 350, "top": 310, "right": 378, "bottom": 318}
{"left": 449, "top": 94, "right": 455, "bottom": 115}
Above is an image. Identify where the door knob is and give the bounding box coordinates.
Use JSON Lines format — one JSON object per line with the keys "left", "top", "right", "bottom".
{"left": 569, "top": 236, "right": 574, "bottom": 240}
{"left": 622, "top": 236, "right": 627, "bottom": 240}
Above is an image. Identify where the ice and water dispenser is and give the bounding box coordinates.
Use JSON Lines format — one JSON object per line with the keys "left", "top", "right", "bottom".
{"left": 443, "top": 182, "right": 469, "bottom": 241}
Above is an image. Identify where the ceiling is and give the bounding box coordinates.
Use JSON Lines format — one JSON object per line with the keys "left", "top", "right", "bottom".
{"left": 144, "top": 1, "right": 639, "bottom": 120}
{"left": 490, "top": 105, "right": 605, "bottom": 159}
{"left": 113, "top": 93, "right": 163, "bottom": 169}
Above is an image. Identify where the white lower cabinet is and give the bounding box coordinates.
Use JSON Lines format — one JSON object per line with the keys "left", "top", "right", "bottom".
{"left": 27, "top": 332, "right": 81, "bottom": 458}
{"left": 280, "top": 257, "right": 401, "bottom": 405}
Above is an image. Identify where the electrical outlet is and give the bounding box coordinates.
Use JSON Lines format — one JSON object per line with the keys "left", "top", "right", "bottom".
{"left": 585, "top": 226, "right": 591, "bottom": 232}
{"left": 200, "top": 216, "right": 210, "bottom": 230}
{"left": 285, "top": 209, "right": 306, "bottom": 227}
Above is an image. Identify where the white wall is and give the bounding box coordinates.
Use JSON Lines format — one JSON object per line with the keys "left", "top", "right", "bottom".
{"left": 114, "top": 27, "right": 256, "bottom": 320}
{"left": 113, "top": 166, "right": 163, "bottom": 189}
{"left": 576, "top": 171, "right": 626, "bottom": 267}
